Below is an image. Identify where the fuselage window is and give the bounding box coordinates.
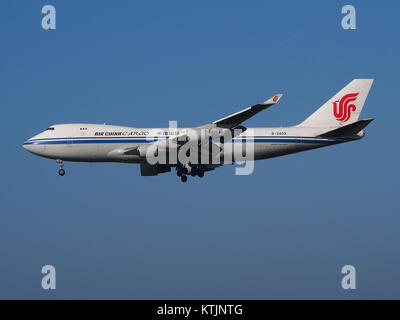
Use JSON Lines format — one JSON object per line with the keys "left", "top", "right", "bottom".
{"left": 46, "top": 127, "right": 55, "bottom": 131}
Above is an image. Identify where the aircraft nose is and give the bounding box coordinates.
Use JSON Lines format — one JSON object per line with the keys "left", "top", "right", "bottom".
{"left": 22, "top": 137, "right": 40, "bottom": 153}
{"left": 22, "top": 139, "right": 32, "bottom": 151}
{"left": 23, "top": 132, "right": 49, "bottom": 156}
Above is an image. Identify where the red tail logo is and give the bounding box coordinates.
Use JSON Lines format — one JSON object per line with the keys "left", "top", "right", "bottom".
{"left": 333, "top": 92, "right": 359, "bottom": 122}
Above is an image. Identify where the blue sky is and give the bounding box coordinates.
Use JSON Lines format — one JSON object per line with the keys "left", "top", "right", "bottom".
{"left": 0, "top": 0, "right": 399, "bottom": 299}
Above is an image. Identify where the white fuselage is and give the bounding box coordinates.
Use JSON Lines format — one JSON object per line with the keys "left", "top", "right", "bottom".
{"left": 21, "top": 79, "right": 373, "bottom": 180}
{"left": 22, "top": 123, "right": 353, "bottom": 164}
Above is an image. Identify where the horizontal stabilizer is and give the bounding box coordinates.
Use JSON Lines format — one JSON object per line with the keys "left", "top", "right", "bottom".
{"left": 317, "top": 119, "right": 374, "bottom": 138}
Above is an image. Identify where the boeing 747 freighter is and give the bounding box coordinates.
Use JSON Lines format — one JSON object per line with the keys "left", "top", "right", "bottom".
{"left": 23, "top": 79, "right": 374, "bottom": 182}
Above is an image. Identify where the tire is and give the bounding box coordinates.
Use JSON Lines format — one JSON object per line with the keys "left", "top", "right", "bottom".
{"left": 58, "top": 169, "right": 65, "bottom": 176}
{"left": 198, "top": 171, "right": 204, "bottom": 178}
{"left": 181, "top": 175, "right": 188, "bottom": 182}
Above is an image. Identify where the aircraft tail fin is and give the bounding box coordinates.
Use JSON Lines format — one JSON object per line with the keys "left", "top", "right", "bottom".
{"left": 298, "top": 79, "right": 374, "bottom": 128}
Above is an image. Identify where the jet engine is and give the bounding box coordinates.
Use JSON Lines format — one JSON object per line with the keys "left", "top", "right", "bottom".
{"left": 140, "top": 163, "right": 171, "bottom": 176}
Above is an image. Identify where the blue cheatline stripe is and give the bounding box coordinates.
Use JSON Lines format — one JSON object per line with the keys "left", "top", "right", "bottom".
{"left": 23, "top": 137, "right": 338, "bottom": 145}
{"left": 26, "top": 136, "right": 163, "bottom": 142}
{"left": 24, "top": 139, "right": 158, "bottom": 145}
{"left": 233, "top": 139, "right": 335, "bottom": 144}
{"left": 26, "top": 135, "right": 333, "bottom": 142}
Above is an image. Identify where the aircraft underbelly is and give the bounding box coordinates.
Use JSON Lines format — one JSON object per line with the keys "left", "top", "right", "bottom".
{"left": 42, "top": 143, "right": 141, "bottom": 162}
{"left": 253, "top": 142, "right": 325, "bottom": 160}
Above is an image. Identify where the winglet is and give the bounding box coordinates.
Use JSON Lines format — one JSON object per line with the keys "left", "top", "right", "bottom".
{"left": 262, "top": 94, "right": 283, "bottom": 105}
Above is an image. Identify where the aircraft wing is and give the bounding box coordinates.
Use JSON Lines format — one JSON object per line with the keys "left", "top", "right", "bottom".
{"left": 200, "top": 93, "right": 283, "bottom": 129}
{"left": 129, "top": 93, "right": 283, "bottom": 159}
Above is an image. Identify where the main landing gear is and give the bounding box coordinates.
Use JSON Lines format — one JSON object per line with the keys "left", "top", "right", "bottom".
{"left": 56, "top": 159, "right": 65, "bottom": 176}
{"left": 176, "top": 164, "right": 204, "bottom": 182}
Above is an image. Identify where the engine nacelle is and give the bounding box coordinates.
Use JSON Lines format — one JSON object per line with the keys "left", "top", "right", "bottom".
{"left": 140, "top": 163, "right": 171, "bottom": 176}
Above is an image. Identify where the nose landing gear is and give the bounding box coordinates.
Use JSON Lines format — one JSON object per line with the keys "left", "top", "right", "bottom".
{"left": 56, "top": 159, "right": 65, "bottom": 176}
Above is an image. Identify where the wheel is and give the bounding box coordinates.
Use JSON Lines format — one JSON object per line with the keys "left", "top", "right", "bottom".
{"left": 181, "top": 175, "right": 187, "bottom": 182}
{"left": 198, "top": 171, "right": 204, "bottom": 178}
{"left": 176, "top": 170, "right": 183, "bottom": 177}
{"left": 58, "top": 169, "right": 65, "bottom": 176}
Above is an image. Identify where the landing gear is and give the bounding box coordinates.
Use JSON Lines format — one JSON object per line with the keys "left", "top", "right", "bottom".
{"left": 56, "top": 159, "right": 65, "bottom": 176}
{"left": 176, "top": 163, "right": 206, "bottom": 181}
{"left": 176, "top": 163, "right": 186, "bottom": 179}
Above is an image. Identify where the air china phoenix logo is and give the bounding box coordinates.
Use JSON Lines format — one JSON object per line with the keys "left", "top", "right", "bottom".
{"left": 333, "top": 92, "right": 359, "bottom": 122}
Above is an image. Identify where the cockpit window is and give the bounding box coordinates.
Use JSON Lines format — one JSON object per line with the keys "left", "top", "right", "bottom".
{"left": 46, "top": 127, "right": 55, "bottom": 131}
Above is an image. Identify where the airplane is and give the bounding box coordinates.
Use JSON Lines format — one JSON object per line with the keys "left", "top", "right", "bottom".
{"left": 23, "top": 79, "right": 374, "bottom": 182}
